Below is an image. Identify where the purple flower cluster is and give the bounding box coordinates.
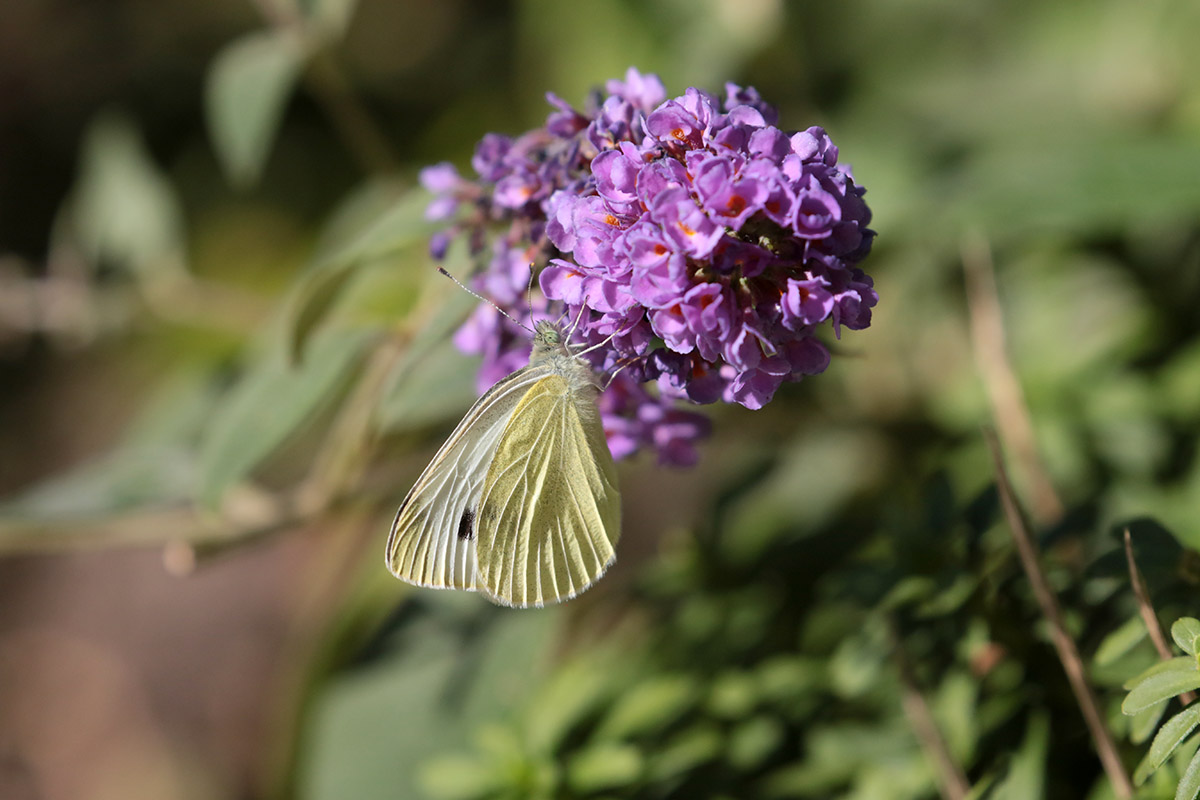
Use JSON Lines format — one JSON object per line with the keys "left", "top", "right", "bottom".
{"left": 421, "top": 69, "right": 876, "bottom": 465}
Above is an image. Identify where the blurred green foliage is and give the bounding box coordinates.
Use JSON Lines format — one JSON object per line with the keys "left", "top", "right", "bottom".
{"left": 3, "top": 0, "right": 1200, "bottom": 798}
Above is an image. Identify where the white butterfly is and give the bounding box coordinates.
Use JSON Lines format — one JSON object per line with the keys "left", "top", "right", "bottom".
{"left": 385, "top": 319, "right": 621, "bottom": 607}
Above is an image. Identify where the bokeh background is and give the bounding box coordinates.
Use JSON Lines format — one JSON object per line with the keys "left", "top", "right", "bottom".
{"left": 3, "top": 1, "right": 1200, "bottom": 799}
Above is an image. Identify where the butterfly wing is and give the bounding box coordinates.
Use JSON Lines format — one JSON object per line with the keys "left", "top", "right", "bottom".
{"left": 475, "top": 373, "right": 621, "bottom": 607}
{"left": 385, "top": 365, "right": 549, "bottom": 591}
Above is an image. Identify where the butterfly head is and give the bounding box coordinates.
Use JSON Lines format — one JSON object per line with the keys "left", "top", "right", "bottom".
{"left": 533, "top": 319, "right": 564, "bottom": 346}
{"left": 531, "top": 319, "right": 580, "bottom": 366}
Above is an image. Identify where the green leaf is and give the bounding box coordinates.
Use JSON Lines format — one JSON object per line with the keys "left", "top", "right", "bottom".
{"left": 1178, "top": 746, "right": 1200, "bottom": 800}
{"left": 726, "top": 716, "right": 784, "bottom": 770}
{"left": 1132, "top": 699, "right": 1170, "bottom": 746}
{"left": 375, "top": 278, "right": 479, "bottom": 433}
{"left": 302, "top": 617, "right": 469, "bottom": 800}
{"left": 1126, "top": 658, "right": 1198, "bottom": 690}
{"left": 287, "top": 261, "right": 372, "bottom": 365}
{"left": 290, "top": 187, "right": 437, "bottom": 361}
{"left": 1134, "top": 704, "right": 1200, "bottom": 785}
{"left": 1173, "top": 619, "right": 1200, "bottom": 657}
{"left": 593, "top": 674, "right": 698, "bottom": 741}
{"left": 828, "top": 625, "right": 886, "bottom": 699}
{"left": 522, "top": 658, "right": 617, "bottom": 755}
{"left": 706, "top": 670, "right": 759, "bottom": 719}
{"left": 1095, "top": 616, "right": 1149, "bottom": 667}
{"left": 566, "top": 743, "right": 642, "bottom": 793}
{"left": 70, "top": 112, "right": 185, "bottom": 281}
{"left": 1176, "top": 734, "right": 1200, "bottom": 785}
{"left": 197, "top": 328, "right": 371, "bottom": 508}
{"left": 419, "top": 755, "right": 501, "bottom": 800}
{"left": 205, "top": 29, "right": 306, "bottom": 188}
{"left": 934, "top": 669, "right": 980, "bottom": 764}
{"left": 316, "top": 187, "right": 441, "bottom": 270}
{"left": 306, "top": 604, "right": 559, "bottom": 800}
{"left": 646, "top": 725, "right": 722, "bottom": 785}
{"left": 1123, "top": 667, "right": 1200, "bottom": 715}
{"left": 991, "top": 713, "right": 1049, "bottom": 800}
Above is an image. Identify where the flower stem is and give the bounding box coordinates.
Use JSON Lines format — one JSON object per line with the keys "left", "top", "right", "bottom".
{"left": 963, "top": 233, "right": 1063, "bottom": 526}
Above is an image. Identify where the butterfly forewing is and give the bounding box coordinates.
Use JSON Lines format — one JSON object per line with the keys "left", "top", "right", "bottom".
{"left": 475, "top": 373, "right": 621, "bottom": 607}
{"left": 386, "top": 366, "right": 548, "bottom": 591}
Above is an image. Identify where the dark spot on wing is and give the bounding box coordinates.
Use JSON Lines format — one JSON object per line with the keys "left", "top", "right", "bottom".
{"left": 457, "top": 507, "right": 476, "bottom": 541}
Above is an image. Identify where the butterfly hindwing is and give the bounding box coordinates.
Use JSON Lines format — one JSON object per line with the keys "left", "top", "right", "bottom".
{"left": 475, "top": 373, "right": 621, "bottom": 607}
{"left": 385, "top": 366, "right": 548, "bottom": 591}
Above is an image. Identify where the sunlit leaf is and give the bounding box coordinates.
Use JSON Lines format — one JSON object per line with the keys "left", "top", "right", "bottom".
{"left": 1123, "top": 667, "right": 1200, "bottom": 715}
{"left": 593, "top": 674, "right": 698, "bottom": 741}
{"left": 419, "top": 755, "right": 501, "bottom": 800}
{"left": 1178, "top": 746, "right": 1200, "bottom": 800}
{"left": 726, "top": 716, "right": 784, "bottom": 770}
{"left": 707, "top": 670, "right": 759, "bottom": 720}
{"left": 566, "top": 743, "right": 642, "bottom": 793}
{"left": 1126, "top": 658, "right": 1198, "bottom": 690}
{"left": 1173, "top": 619, "right": 1200, "bottom": 657}
{"left": 1134, "top": 704, "right": 1200, "bottom": 785}
{"left": 646, "top": 725, "right": 722, "bottom": 785}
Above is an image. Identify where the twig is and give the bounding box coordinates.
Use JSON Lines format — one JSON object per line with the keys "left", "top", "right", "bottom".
{"left": 984, "top": 429, "right": 1133, "bottom": 798}
{"left": 0, "top": 483, "right": 317, "bottom": 557}
{"left": 963, "top": 233, "right": 1063, "bottom": 527}
{"left": 1124, "top": 528, "right": 1197, "bottom": 704}
{"left": 0, "top": 261, "right": 271, "bottom": 345}
{"left": 889, "top": 619, "right": 970, "bottom": 800}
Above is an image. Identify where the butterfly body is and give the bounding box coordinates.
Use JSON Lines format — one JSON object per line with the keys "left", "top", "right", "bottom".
{"left": 386, "top": 320, "right": 621, "bottom": 607}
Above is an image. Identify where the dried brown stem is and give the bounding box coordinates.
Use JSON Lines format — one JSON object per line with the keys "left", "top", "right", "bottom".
{"left": 889, "top": 620, "right": 970, "bottom": 800}
{"left": 1124, "top": 528, "right": 1197, "bottom": 704}
{"left": 963, "top": 233, "right": 1063, "bottom": 527}
{"left": 985, "top": 429, "right": 1133, "bottom": 798}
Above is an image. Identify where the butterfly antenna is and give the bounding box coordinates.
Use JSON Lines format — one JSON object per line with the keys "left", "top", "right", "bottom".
{"left": 524, "top": 263, "right": 536, "bottom": 320}
{"left": 601, "top": 356, "right": 639, "bottom": 391}
{"left": 437, "top": 267, "right": 532, "bottom": 333}
{"left": 576, "top": 317, "right": 637, "bottom": 358}
{"left": 565, "top": 302, "right": 589, "bottom": 341}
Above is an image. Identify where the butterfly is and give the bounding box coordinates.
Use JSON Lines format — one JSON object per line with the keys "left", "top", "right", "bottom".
{"left": 385, "top": 318, "right": 621, "bottom": 607}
